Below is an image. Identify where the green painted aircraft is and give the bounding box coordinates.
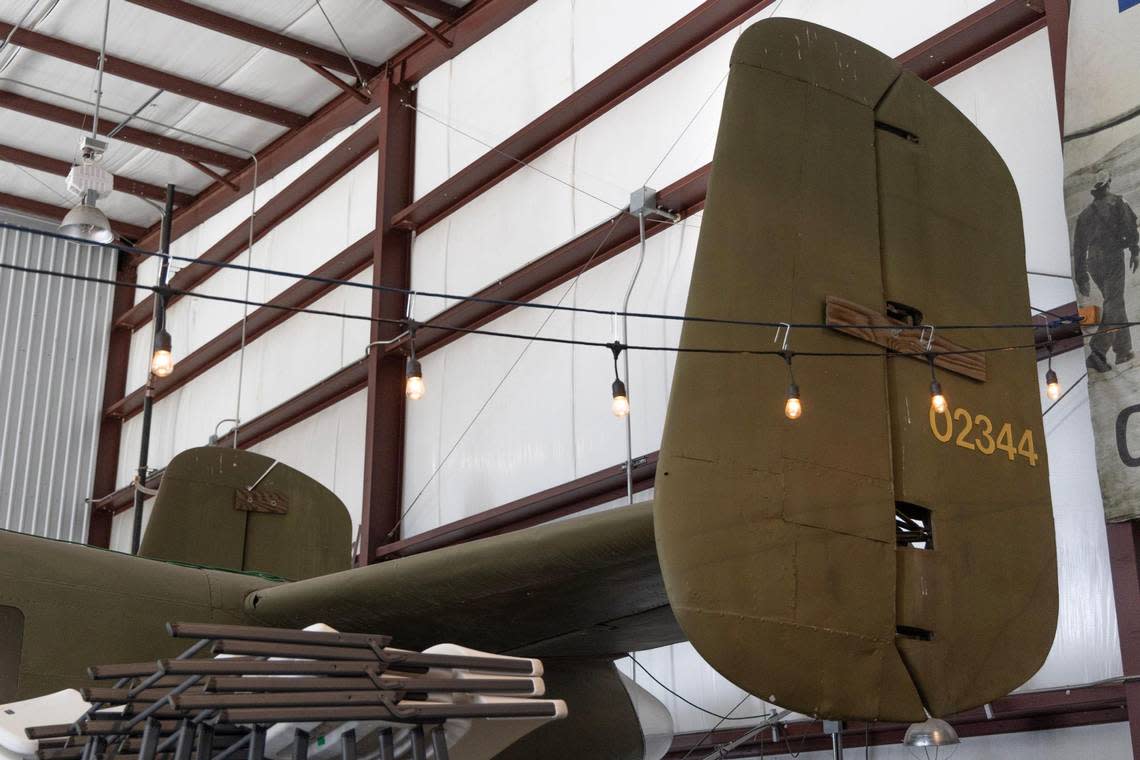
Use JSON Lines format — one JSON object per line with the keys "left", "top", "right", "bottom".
{"left": 0, "top": 18, "right": 1056, "bottom": 759}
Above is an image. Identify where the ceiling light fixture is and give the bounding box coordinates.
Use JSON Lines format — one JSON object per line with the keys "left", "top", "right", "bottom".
{"left": 60, "top": 0, "right": 116, "bottom": 244}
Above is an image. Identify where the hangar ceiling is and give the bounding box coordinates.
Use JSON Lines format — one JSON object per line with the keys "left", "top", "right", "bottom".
{"left": 0, "top": 0, "right": 469, "bottom": 232}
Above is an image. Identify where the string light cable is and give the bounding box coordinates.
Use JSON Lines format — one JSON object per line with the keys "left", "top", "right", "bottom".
{"left": 0, "top": 256, "right": 1122, "bottom": 363}
{"left": 8, "top": 254, "right": 1117, "bottom": 364}
{"left": 0, "top": 222, "right": 1095, "bottom": 338}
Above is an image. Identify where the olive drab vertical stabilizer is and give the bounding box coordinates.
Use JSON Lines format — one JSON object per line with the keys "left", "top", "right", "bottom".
{"left": 653, "top": 19, "right": 1057, "bottom": 722}
{"left": 139, "top": 447, "right": 353, "bottom": 580}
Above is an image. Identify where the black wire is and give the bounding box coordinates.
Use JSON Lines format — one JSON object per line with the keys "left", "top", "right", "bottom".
{"left": 784, "top": 728, "right": 808, "bottom": 758}
{"left": 0, "top": 221, "right": 1101, "bottom": 334}
{"left": 1042, "top": 372, "right": 1089, "bottom": 416}
{"left": 626, "top": 654, "right": 768, "bottom": 720}
{"left": 0, "top": 259, "right": 1110, "bottom": 362}
{"left": 677, "top": 694, "right": 751, "bottom": 760}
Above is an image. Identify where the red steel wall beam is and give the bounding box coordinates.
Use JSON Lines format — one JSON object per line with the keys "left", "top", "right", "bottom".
{"left": 1109, "top": 521, "right": 1140, "bottom": 756}
{"left": 360, "top": 78, "right": 415, "bottom": 565}
{"left": 0, "top": 21, "right": 306, "bottom": 129}
{"left": 0, "top": 143, "right": 194, "bottom": 206}
{"left": 391, "top": 0, "right": 777, "bottom": 234}
{"left": 0, "top": 191, "right": 146, "bottom": 241}
{"left": 116, "top": 115, "right": 381, "bottom": 331}
{"left": 87, "top": 255, "right": 138, "bottom": 546}
{"left": 376, "top": 453, "right": 658, "bottom": 561}
{"left": 128, "top": 0, "right": 538, "bottom": 251}
{"left": 665, "top": 685, "right": 1125, "bottom": 758}
{"left": 122, "top": 0, "right": 379, "bottom": 80}
{"left": 899, "top": 0, "right": 1046, "bottom": 85}
{"left": 1043, "top": 0, "right": 1070, "bottom": 131}
{"left": 0, "top": 90, "right": 246, "bottom": 171}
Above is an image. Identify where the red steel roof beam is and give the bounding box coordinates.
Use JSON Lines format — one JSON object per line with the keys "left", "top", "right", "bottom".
{"left": 130, "top": 0, "right": 539, "bottom": 250}
{"left": 383, "top": 1, "right": 453, "bottom": 49}
{"left": 0, "top": 142, "right": 193, "bottom": 205}
{"left": 388, "top": 0, "right": 462, "bottom": 22}
{"left": 0, "top": 21, "right": 306, "bottom": 128}
{"left": 116, "top": 114, "right": 381, "bottom": 330}
{"left": 0, "top": 90, "right": 247, "bottom": 171}
{"left": 123, "top": 0, "right": 379, "bottom": 80}
{"left": 898, "top": 0, "right": 1046, "bottom": 85}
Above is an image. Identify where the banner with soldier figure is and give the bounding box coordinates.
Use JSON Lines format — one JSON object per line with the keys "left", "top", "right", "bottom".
{"left": 1064, "top": 0, "right": 1140, "bottom": 520}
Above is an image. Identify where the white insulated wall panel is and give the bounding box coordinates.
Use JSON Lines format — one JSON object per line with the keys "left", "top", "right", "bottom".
{"left": 1024, "top": 348, "right": 1123, "bottom": 689}
{"left": 410, "top": 2, "right": 1010, "bottom": 307}
{"left": 935, "top": 30, "right": 1070, "bottom": 278}
{"left": 405, "top": 30, "right": 1070, "bottom": 504}
{"left": 116, "top": 269, "right": 373, "bottom": 489}
{"left": 412, "top": 0, "right": 712, "bottom": 200}
{"left": 109, "top": 496, "right": 153, "bottom": 554}
{"left": 247, "top": 390, "right": 368, "bottom": 536}
{"left": 133, "top": 112, "right": 378, "bottom": 304}
{"left": 126, "top": 155, "right": 379, "bottom": 392}
{"left": 401, "top": 219, "right": 696, "bottom": 538}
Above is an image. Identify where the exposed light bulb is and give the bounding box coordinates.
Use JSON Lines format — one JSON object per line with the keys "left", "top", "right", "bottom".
{"left": 405, "top": 357, "right": 425, "bottom": 400}
{"left": 150, "top": 329, "right": 174, "bottom": 378}
{"left": 784, "top": 383, "right": 802, "bottom": 420}
{"left": 611, "top": 378, "right": 630, "bottom": 418}
{"left": 930, "top": 380, "right": 947, "bottom": 414}
{"left": 1045, "top": 368, "right": 1061, "bottom": 401}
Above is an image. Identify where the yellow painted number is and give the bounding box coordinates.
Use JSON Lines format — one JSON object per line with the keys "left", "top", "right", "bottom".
{"left": 929, "top": 404, "right": 952, "bottom": 443}
{"left": 927, "top": 404, "right": 1036, "bottom": 467}
{"left": 1017, "top": 429, "right": 1038, "bottom": 467}
{"left": 995, "top": 423, "right": 1016, "bottom": 461}
{"left": 973, "top": 414, "right": 996, "bottom": 455}
{"left": 953, "top": 408, "right": 975, "bottom": 450}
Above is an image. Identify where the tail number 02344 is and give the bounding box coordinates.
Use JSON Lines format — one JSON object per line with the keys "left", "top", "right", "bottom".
{"left": 929, "top": 405, "right": 1038, "bottom": 466}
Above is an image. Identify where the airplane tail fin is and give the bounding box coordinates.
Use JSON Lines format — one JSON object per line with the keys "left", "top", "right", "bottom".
{"left": 139, "top": 447, "right": 352, "bottom": 580}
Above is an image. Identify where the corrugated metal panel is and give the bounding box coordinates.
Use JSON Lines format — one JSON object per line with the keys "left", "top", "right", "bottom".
{"left": 0, "top": 213, "right": 115, "bottom": 541}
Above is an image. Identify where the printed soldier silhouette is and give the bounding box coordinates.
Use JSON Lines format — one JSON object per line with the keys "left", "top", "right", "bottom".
{"left": 1074, "top": 172, "right": 1140, "bottom": 372}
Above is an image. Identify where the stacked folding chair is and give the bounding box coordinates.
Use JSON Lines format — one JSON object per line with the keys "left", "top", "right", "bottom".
{"left": 21, "top": 623, "right": 565, "bottom": 760}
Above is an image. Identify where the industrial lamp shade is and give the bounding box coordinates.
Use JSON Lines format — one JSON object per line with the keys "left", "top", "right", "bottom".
{"left": 903, "top": 718, "right": 960, "bottom": 748}
{"left": 59, "top": 191, "right": 114, "bottom": 244}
